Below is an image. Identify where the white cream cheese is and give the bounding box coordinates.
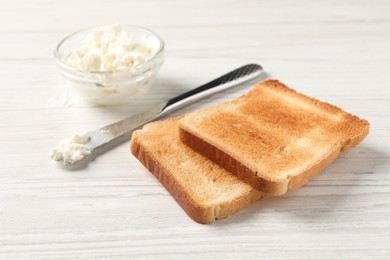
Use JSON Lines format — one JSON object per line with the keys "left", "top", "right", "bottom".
{"left": 50, "top": 132, "right": 91, "bottom": 163}
{"left": 61, "top": 24, "right": 164, "bottom": 106}
{"left": 68, "top": 24, "right": 158, "bottom": 72}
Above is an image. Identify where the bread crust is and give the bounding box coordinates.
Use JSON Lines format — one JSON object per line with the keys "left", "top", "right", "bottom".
{"left": 179, "top": 80, "right": 370, "bottom": 195}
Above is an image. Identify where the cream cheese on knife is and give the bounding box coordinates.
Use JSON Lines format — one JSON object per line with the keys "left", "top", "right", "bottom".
{"left": 49, "top": 132, "right": 91, "bottom": 163}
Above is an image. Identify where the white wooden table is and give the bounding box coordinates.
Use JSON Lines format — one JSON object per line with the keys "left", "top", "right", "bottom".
{"left": 1, "top": 0, "right": 389, "bottom": 259}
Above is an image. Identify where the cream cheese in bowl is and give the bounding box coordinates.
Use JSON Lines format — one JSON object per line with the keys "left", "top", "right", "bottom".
{"left": 55, "top": 24, "right": 164, "bottom": 106}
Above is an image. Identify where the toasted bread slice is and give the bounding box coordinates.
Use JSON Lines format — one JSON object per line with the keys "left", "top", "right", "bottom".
{"left": 179, "top": 80, "right": 370, "bottom": 195}
{"left": 130, "top": 117, "right": 263, "bottom": 223}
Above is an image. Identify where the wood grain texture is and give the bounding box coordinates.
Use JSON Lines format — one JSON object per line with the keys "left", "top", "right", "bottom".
{"left": 0, "top": 0, "right": 389, "bottom": 259}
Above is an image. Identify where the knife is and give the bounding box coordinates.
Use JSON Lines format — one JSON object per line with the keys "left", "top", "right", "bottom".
{"left": 51, "top": 64, "right": 263, "bottom": 165}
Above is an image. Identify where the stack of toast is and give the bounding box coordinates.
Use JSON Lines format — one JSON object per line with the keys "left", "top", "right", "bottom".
{"left": 131, "top": 80, "right": 369, "bottom": 223}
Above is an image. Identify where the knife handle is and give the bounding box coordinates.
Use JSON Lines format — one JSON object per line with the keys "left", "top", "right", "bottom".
{"left": 161, "top": 64, "right": 263, "bottom": 115}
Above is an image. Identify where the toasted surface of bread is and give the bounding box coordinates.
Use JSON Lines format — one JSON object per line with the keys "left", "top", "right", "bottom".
{"left": 179, "top": 80, "right": 370, "bottom": 195}
{"left": 130, "top": 117, "right": 263, "bottom": 223}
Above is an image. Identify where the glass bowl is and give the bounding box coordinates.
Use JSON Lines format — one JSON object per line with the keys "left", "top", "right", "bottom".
{"left": 54, "top": 25, "right": 164, "bottom": 106}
